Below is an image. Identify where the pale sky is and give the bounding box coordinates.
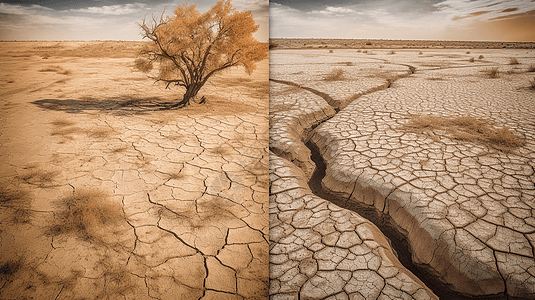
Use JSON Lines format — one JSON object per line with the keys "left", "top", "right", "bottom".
{"left": 0, "top": 0, "right": 268, "bottom": 42}
{"left": 270, "top": 0, "right": 535, "bottom": 42}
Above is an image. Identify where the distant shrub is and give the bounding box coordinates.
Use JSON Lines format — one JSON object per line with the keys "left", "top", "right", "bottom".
{"left": 366, "top": 42, "right": 372, "bottom": 45}
{"left": 527, "top": 64, "right": 535, "bottom": 72}
{"left": 479, "top": 55, "right": 484, "bottom": 59}
{"left": 469, "top": 57, "right": 475, "bottom": 62}
{"left": 418, "top": 51, "right": 423, "bottom": 55}
{"left": 357, "top": 49, "right": 361, "bottom": 53}
{"left": 485, "top": 67, "right": 499, "bottom": 78}
{"left": 388, "top": 50, "right": 395, "bottom": 55}
{"left": 466, "top": 51, "right": 470, "bottom": 54}
{"left": 329, "top": 49, "right": 334, "bottom": 53}
{"left": 509, "top": 57, "right": 520, "bottom": 65}
{"left": 323, "top": 68, "right": 345, "bottom": 81}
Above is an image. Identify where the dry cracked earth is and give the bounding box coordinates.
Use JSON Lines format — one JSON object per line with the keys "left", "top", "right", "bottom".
{"left": 269, "top": 48, "right": 535, "bottom": 299}
{"left": 0, "top": 42, "right": 269, "bottom": 299}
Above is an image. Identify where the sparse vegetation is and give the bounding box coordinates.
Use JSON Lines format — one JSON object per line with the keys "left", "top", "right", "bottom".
{"left": 388, "top": 50, "right": 396, "bottom": 55}
{"left": 509, "top": 57, "right": 520, "bottom": 65}
{"left": 362, "top": 50, "right": 368, "bottom": 53}
{"left": 0, "top": 260, "right": 22, "bottom": 277}
{"left": 19, "top": 168, "right": 59, "bottom": 187}
{"left": 527, "top": 64, "right": 535, "bottom": 72}
{"left": 329, "top": 49, "right": 334, "bottom": 53}
{"left": 0, "top": 187, "right": 32, "bottom": 223}
{"left": 403, "top": 114, "right": 525, "bottom": 152}
{"left": 485, "top": 67, "right": 499, "bottom": 78}
{"left": 47, "top": 189, "right": 125, "bottom": 241}
{"left": 88, "top": 128, "right": 113, "bottom": 139}
{"left": 323, "top": 68, "right": 345, "bottom": 81}
{"left": 357, "top": 49, "right": 361, "bottom": 53}
{"left": 466, "top": 51, "right": 470, "bottom": 54}
{"left": 418, "top": 51, "right": 423, "bottom": 55}
{"left": 479, "top": 55, "right": 484, "bottom": 59}
{"left": 51, "top": 118, "right": 75, "bottom": 127}
{"left": 469, "top": 57, "right": 475, "bottom": 62}
{"left": 530, "top": 77, "right": 535, "bottom": 90}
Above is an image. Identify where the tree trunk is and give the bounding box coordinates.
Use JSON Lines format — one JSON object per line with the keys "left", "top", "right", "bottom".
{"left": 176, "top": 83, "right": 203, "bottom": 107}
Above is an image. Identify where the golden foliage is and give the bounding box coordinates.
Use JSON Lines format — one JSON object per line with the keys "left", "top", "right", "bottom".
{"left": 136, "top": 0, "right": 267, "bottom": 106}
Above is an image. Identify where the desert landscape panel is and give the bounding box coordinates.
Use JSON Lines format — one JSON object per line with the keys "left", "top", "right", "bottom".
{"left": 269, "top": 39, "right": 535, "bottom": 299}
{"left": 0, "top": 41, "right": 269, "bottom": 299}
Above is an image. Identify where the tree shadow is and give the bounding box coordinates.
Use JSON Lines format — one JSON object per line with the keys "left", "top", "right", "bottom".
{"left": 31, "top": 96, "right": 183, "bottom": 115}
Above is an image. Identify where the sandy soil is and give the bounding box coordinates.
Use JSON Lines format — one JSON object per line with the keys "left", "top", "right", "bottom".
{"left": 0, "top": 41, "right": 269, "bottom": 299}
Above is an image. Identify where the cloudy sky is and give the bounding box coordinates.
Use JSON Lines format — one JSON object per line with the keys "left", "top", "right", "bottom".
{"left": 0, "top": 0, "right": 268, "bottom": 41}
{"left": 270, "top": 0, "right": 535, "bottom": 41}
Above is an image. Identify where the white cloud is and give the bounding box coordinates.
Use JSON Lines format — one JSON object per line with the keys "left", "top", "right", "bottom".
{"left": 434, "top": 0, "right": 535, "bottom": 22}
{"left": 68, "top": 3, "right": 147, "bottom": 15}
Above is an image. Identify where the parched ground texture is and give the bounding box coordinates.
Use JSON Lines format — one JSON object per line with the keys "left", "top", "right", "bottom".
{"left": 0, "top": 41, "right": 269, "bottom": 299}
{"left": 269, "top": 48, "right": 535, "bottom": 299}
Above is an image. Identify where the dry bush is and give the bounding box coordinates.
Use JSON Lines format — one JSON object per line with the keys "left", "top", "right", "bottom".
{"left": 469, "top": 57, "right": 475, "bottom": 62}
{"left": 0, "top": 187, "right": 33, "bottom": 223}
{"left": 329, "top": 49, "right": 334, "bottom": 53}
{"left": 418, "top": 51, "right": 423, "bottom": 55}
{"left": 527, "top": 65, "right": 535, "bottom": 72}
{"left": 466, "top": 51, "right": 470, "bottom": 54}
{"left": 388, "top": 50, "right": 396, "bottom": 55}
{"left": 403, "top": 115, "right": 525, "bottom": 152}
{"left": 530, "top": 77, "right": 535, "bottom": 90}
{"left": 357, "top": 49, "right": 361, "bottom": 53}
{"left": 47, "top": 189, "right": 125, "bottom": 241}
{"left": 362, "top": 50, "right": 368, "bottom": 53}
{"left": 479, "top": 55, "right": 484, "bottom": 59}
{"left": 485, "top": 67, "right": 499, "bottom": 78}
{"left": 323, "top": 68, "right": 345, "bottom": 81}
{"left": 509, "top": 57, "right": 520, "bottom": 65}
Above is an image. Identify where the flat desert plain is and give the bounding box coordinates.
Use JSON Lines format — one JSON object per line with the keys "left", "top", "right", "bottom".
{"left": 269, "top": 45, "right": 535, "bottom": 299}
{"left": 0, "top": 41, "right": 269, "bottom": 299}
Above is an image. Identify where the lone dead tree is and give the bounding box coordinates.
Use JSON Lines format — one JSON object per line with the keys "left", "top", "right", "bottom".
{"left": 135, "top": 0, "right": 267, "bottom": 107}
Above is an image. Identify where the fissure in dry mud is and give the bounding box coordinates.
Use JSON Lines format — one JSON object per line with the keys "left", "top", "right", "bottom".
{"left": 269, "top": 48, "right": 535, "bottom": 300}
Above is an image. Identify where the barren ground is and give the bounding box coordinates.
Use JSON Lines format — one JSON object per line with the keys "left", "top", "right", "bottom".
{"left": 269, "top": 47, "right": 535, "bottom": 299}
{"left": 0, "top": 41, "right": 269, "bottom": 299}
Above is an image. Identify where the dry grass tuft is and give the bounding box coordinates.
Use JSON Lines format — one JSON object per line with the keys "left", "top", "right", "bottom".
{"left": 323, "top": 68, "right": 345, "bottom": 81}
{"left": 466, "top": 51, "right": 471, "bottom": 54}
{"left": 403, "top": 114, "right": 525, "bottom": 152}
{"left": 469, "top": 57, "right": 475, "bottom": 62}
{"left": 530, "top": 77, "right": 535, "bottom": 90}
{"left": 51, "top": 126, "right": 83, "bottom": 137}
{"left": 509, "top": 57, "right": 520, "bottom": 65}
{"left": 362, "top": 50, "right": 368, "bottom": 54}
{"left": 484, "top": 67, "right": 500, "bottom": 78}
{"left": 0, "top": 187, "right": 33, "bottom": 223}
{"left": 88, "top": 128, "right": 114, "bottom": 139}
{"left": 329, "top": 49, "right": 334, "bottom": 53}
{"left": 418, "top": 51, "right": 423, "bottom": 55}
{"left": 19, "top": 169, "right": 59, "bottom": 187}
{"left": 47, "top": 189, "right": 125, "bottom": 241}
{"left": 51, "top": 118, "right": 76, "bottom": 127}
{"left": 388, "top": 50, "right": 396, "bottom": 55}
{"left": 479, "top": 55, "right": 484, "bottom": 59}
{"left": 357, "top": 49, "right": 361, "bottom": 53}
{"left": 0, "top": 260, "right": 22, "bottom": 277}
{"left": 527, "top": 64, "right": 535, "bottom": 72}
